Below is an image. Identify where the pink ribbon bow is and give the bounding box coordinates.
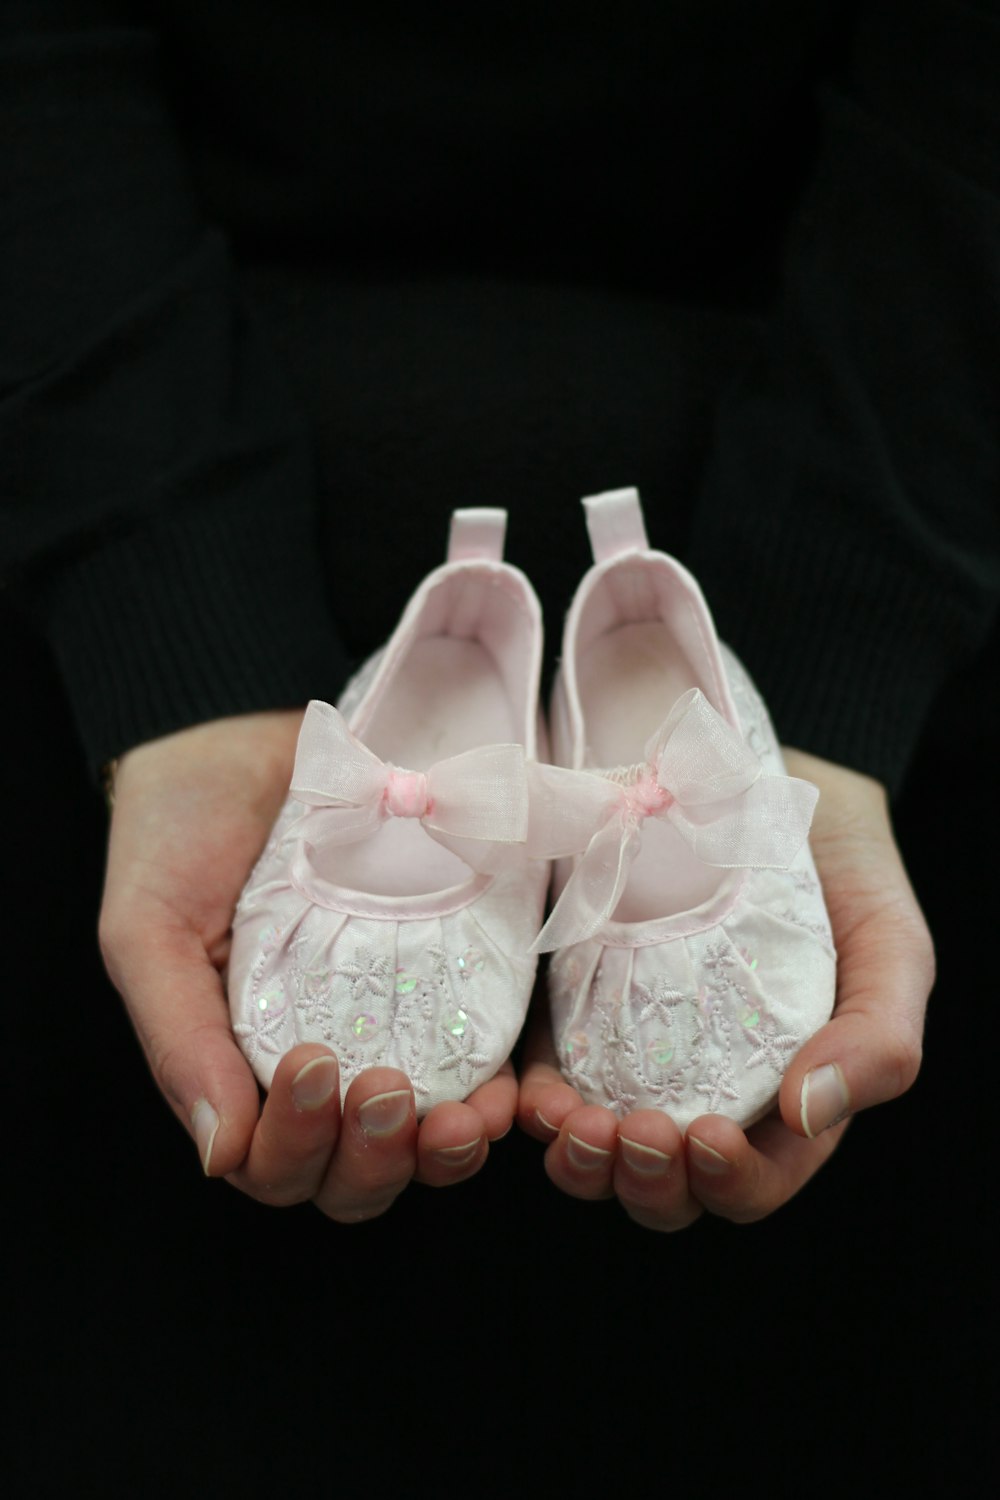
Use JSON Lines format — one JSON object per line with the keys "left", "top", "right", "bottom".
{"left": 528, "top": 688, "right": 818, "bottom": 952}
{"left": 289, "top": 700, "right": 530, "bottom": 874}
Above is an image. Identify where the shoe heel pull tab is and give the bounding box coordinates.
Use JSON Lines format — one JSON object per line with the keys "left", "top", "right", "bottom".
{"left": 582, "top": 487, "right": 649, "bottom": 562}
{"left": 447, "top": 508, "right": 508, "bottom": 562}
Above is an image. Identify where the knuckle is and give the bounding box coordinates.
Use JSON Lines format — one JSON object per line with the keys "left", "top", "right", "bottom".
{"left": 626, "top": 1203, "right": 704, "bottom": 1234}
{"left": 884, "top": 904, "right": 936, "bottom": 988}
{"left": 150, "top": 1046, "right": 185, "bottom": 1113}
{"left": 146, "top": 1020, "right": 217, "bottom": 1112}
{"left": 323, "top": 1195, "right": 398, "bottom": 1225}
{"left": 711, "top": 1181, "right": 799, "bottom": 1226}
{"left": 914, "top": 927, "right": 937, "bottom": 989}
{"left": 721, "top": 1203, "right": 779, "bottom": 1226}
{"left": 97, "top": 905, "right": 132, "bottom": 976}
{"left": 249, "top": 1181, "right": 310, "bottom": 1210}
{"left": 882, "top": 1029, "right": 924, "bottom": 1098}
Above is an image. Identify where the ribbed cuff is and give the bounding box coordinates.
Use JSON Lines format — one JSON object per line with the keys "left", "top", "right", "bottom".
{"left": 43, "top": 497, "right": 350, "bottom": 779}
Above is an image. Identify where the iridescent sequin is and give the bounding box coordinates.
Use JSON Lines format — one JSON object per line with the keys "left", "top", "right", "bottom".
{"left": 446, "top": 1008, "right": 469, "bottom": 1037}
{"left": 739, "top": 947, "right": 759, "bottom": 971}
{"left": 258, "top": 924, "right": 282, "bottom": 956}
{"left": 394, "top": 970, "right": 419, "bottom": 995}
{"left": 302, "top": 967, "right": 331, "bottom": 999}
{"left": 741, "top": 1007, "right": 760, "bottom": 1029}
{"left": 456, "top": 947, "right": 486, "bottom": 978}
{"left": 351, "top": 1012, "right": 378, "bottom": 1040}
{"left": 565, "top": 1030, "right": 590, "bottom": 1060}
{"left": 257, "top": 981, "right": 285, "bottom": 1014}
{"left": 646, "top": 1038, "right": 675, "bottom": 1067}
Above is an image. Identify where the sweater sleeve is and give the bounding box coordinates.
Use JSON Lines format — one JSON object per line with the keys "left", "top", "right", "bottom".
{"left": 0, "top": 1, "right": 350, "bottom": 773}
{"left": 685, "top": 0, "right": 1000, "bottom": 797}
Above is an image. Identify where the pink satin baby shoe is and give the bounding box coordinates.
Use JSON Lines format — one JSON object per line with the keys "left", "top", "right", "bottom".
{"left": 228, "top": 508, "right": 548, "bottom": 1114}
{"left": 530, "top": 488, "right": 836, "bottom": 1131}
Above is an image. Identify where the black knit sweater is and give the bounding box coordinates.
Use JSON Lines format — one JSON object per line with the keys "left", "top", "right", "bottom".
{"left": 2, "top": 0, "right": 998, "bottom": 795}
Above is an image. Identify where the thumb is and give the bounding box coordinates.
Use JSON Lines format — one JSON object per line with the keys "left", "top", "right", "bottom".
{"left": 99, "top": 905, "right": 261, "bottom": 1176}
{"left": 779, "top": 902, "right": 933, "bottom": 1137}
{"left": 777, "top": 753, "right": 935, "bottom": 1139}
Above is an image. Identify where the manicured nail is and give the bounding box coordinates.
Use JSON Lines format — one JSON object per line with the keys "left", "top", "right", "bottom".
{"left": 191, "top": 1098, "right": 219, "bottom": 1176}
{"left": 800, "top": 1063, "right": 851, "bottom": 1138}
{"left": 432, "top": 1138, "right": 483, "bottom": 1169}
{"left": 291, "top": 1055, "right": 339, "bottom": 1111}
{"left": 620, "top": 1138, "right": 672, "bottom": 1177}
{"left": 687, "top": 1136, "right": 731, "bottom": 1175}
{"left": 357, "top": 1089, "right": 412, "bottom": 1138}
{"left": 567, "top": 1133, "right": 612, "bottom": 1170}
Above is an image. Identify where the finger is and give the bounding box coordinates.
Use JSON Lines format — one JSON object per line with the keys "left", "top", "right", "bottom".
{"left": 611, "top": 1111, "right": 702, "bottom": 1232}
{"left": 685, "top": 1112, "right": 846, "bottom": 1224}
{"left": 314, "top": 1068, "right": 417, "bottom": 1223}
{"left": 517, "top": 1005, "right": 583, "bottom": 1141}
{"left": 779, "top": 898, "right": 934, "bottom": 1139}
{"left": 464, "top": 1059, "right": 518, "bottom": 1142}
{"left": 99, "top": 909, "right": 261, "bottom": 1177}
{"left": 543, "top": 1106, "right": 619, "bottom": 1201}
{"left": 415, "top": 1102, "right": 489, "bottom": 1187}
{"left": 227, "top": 1046, "right": 342, "bottom": 1206}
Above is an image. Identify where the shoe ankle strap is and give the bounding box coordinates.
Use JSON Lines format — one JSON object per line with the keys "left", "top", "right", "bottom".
{"left": 582, "top": 487, "right": 649, "bottom": 562}
{"left": 447, "top": 508, "right": 507, "bottom": 562}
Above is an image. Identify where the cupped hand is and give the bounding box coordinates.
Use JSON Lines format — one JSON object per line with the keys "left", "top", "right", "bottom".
{"left": 98, "top": 713, "right": 516, "bottom": 1219}
{"left": 517, "top": 750, "right": 934, "bottom": 1229}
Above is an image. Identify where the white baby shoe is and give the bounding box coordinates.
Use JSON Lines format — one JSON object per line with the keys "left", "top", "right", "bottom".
{"left": 228, "top": 509, "right": 549, "bottom": 1114}
{"left": 531, "top": 488, "right": 836, "bottom": 1132}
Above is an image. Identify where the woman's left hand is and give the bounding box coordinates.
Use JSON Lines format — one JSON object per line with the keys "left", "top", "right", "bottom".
{"left": 516, "top": 750, "right": 934, "bottom": 1229}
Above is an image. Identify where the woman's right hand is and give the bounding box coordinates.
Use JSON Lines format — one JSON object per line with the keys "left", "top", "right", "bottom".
{"left": 98, "top": 712, "right": 517, "bottom": 1219}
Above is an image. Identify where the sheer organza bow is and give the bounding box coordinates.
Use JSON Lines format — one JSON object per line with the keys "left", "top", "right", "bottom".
{"left": 289, "top": 700, "right": 530, "bottom": 874}
{"left": 529, "top": 688, "right": 818, "bottom": 951}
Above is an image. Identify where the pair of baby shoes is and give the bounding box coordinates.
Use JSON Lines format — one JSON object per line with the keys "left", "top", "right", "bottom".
{"left": 228, "top": 490, "right": 835, "bottom": 1130}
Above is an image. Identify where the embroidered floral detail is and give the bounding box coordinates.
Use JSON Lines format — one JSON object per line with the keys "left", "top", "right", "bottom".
{"left": 633, "top": 976, "right": 688, "bottom": 1028}
{"left": 603, "top": 1070, "right": 639, "bottom": 1116}
{"left": 437, "top": 1011, "right": 491, "bottom": 1090}
{"left": 742, "top": 1021, "right": 800, "bottom": 1074}
{"left": 562, "top": 1029, "right": 593, "bottom": 1090}
{"left": 301, "top": 965, "right": 332, "bottom": 1000}
{"left": 234, "top": 985, "right": 293, "bottom": 1065}
{"left": 779, "top": 905, "right": 836, "bottom": 958}
{"left": 695, "top": 1060, "right": 741, "bottom": 1112}
{"left": 333, "top": 947, "right": 394, "bottom": 1000}
{"left": 703, "top": 941, "right": 739, "bottom": 988}
{"left": 724, "top": 650, "right": 772, "bottom": 767}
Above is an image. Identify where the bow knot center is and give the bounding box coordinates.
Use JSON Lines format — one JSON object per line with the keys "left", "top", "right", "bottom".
{"left": 623, "top": 770, "right": 673, "bottom": 821}
{"left": 384, "top": 768, "right": 430, "bottom": 820}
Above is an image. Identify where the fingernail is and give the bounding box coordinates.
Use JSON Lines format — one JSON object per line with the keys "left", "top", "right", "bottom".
{"left": 535, "top": 1110, "right": 560, "bottom": 1138}
{"left": 567, "top": 1133, "right": 612, "bottom": 1170}
{"left": 800, "top": 1063, "right": 851, "bottom": 1138}
{"left": 357, "top": 1089, "right": 412, "bottom": 1139}
{"left": 619, "top": 1137, "right": 672, "bottom": 1176}
{"left": 687, "top": 1136, "right": 731, "bottom": 1175}
{"left": 432, "top": 1138, "right": 483, "bottom": 1169}
{"left": 191, "top": 1098, "right": 219, "bottom": 1176}
{"left": 291, "top": 1055, "right": 339, "bottom": 1111}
